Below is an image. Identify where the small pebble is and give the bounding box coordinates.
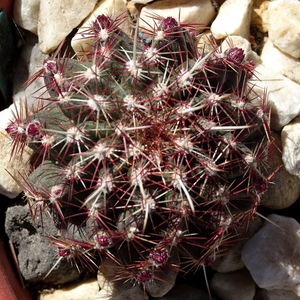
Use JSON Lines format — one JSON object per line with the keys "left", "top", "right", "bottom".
{"left": 211, "top": 0, "right": 253, "bottom": 39}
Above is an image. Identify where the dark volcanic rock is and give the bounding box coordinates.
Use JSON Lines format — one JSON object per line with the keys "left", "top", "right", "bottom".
{"left": 5, "top": 203, "right": 81, "bottom": 285}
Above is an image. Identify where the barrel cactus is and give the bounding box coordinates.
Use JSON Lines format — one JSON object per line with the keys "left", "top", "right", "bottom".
{"left": 6, "top": 14, "right": 272, "bottom": 297}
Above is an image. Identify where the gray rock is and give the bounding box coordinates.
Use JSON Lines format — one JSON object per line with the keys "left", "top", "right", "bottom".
{"left": 210, "top": 268, "right": 256, "bottom": 300}
{"left": 5, "top": 204, "right": 80, "bottom": 285}
{"left": 242, "top": 214, "right": 300, "bottom": 296}
{"left": 261, "top": 288, "right": 300, "bottom": 300}
{"left": 12, "top": 32, "right": 48, "bottom": 110}
{"left": 151, "top": 284, "right": 213, "bottom": 300}
{"left": 260, "top": 131, "right": 300, "bottom": 209}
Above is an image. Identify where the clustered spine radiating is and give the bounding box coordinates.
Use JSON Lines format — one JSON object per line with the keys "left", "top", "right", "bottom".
{"left": 6, "top": 14, "right": 272, "bottom": 294}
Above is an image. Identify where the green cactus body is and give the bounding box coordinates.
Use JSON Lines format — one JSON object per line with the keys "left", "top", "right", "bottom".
{"left": 6, "top": 14, "right": 272, "bottom": 295}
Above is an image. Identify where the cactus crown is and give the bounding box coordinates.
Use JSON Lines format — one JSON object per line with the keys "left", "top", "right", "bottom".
{"left": 6, "top": 14, "right": 272, "bottom": 297}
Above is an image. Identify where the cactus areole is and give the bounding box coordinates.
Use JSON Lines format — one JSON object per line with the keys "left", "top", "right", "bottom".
{"left": 6, "top": 14, "right": 273, "bottom": 296}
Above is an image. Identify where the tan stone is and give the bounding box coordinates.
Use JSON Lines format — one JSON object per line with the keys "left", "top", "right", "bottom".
{"left": 0, "top": 102, "right": 34, "bottom": 198}
{"left": 38, "top": 0, "right": 98, "bottom": 54}
{"left": 39, "top": 279, "right": 99, "bottom": 300}
{"left": 251, "top": 0, "right": 270, "bottom": 33}
{"left": 0, "top": 130, "right": 31, "bottom": 199}
{"left": 71, "top": 0, "right": 131, "bottom": 55}
{"left": 268, "top": 0, "right": 300, "bottom": 58}
{"left": 211, "top": 0, "right": 253, "bottom": 40}
{"left": 13, "top": 0, "right": 40, "bottom": 34}
{"left": 139, "top": 0, "right": 216, "bottom": 31}
{"left": 0, "top": 131, "right": 32, "bottom": 198}
{"left": 260, "top": 38, "right": 300, "bottom": 85}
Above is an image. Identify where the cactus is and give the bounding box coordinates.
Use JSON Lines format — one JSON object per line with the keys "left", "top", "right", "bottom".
{"left": 6, "top": 14, "right": 272, "bottom": 297}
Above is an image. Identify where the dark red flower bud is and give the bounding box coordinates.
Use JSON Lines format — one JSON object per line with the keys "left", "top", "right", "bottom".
{"left": 26, "top": 120, "right": 42, "bottom": 139}
{"left": 94, "top": 231, "right": 113, "bottom": 249}
{"left": 58, "top": 247, "right": 70, "bottom": 257}
{"left": 134, "top": 268, "right": 153, "bottom": 283}
{"left": 226, "top": 47, "right": 245, "bottom": 65}
{"left": 161, "top": 17, "right": 179, "bottom": 30}
{"left": 93, "top": 15, "right": 113, "bottom": 33}
{"left": 149, "top": 248, "right": 169, "bottom": 266}
{"left": 43, "top": 59, "right": 57, "bottom": 74}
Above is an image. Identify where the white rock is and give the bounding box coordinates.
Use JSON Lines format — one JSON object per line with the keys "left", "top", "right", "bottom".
{"left": 38, "top": 0, "right": 98, "bottom": 54}
{"left": 139, "top": 0, "right": 216, "bottom": 31}
{"left": 242, "top": 214, "right": 300, "bottom": 296}
{"left": 260, "top": 38, "right": 300, "bottom": 85}
{"left": 210, "top": 269, "right": 256, "bottom": 300}
{"left": 281, "top": 115, "right": 300, "bottom": 178}
{"left": 13, "top": 0, "right": 40, "bottom": 34}
{"left": 268, "top": 0, "right": 300, "bottom": 58}
{"left": 71, "top": 0, "right": 131, "bottom": 55}
{"left": 249, "top": 63, "right": 300, "bottom": 131}
{"left": 210, "top": 0, "right": 253, "bottom": 40}
{"left": 261, "top": 289, "right": 300, "bottom": 300}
